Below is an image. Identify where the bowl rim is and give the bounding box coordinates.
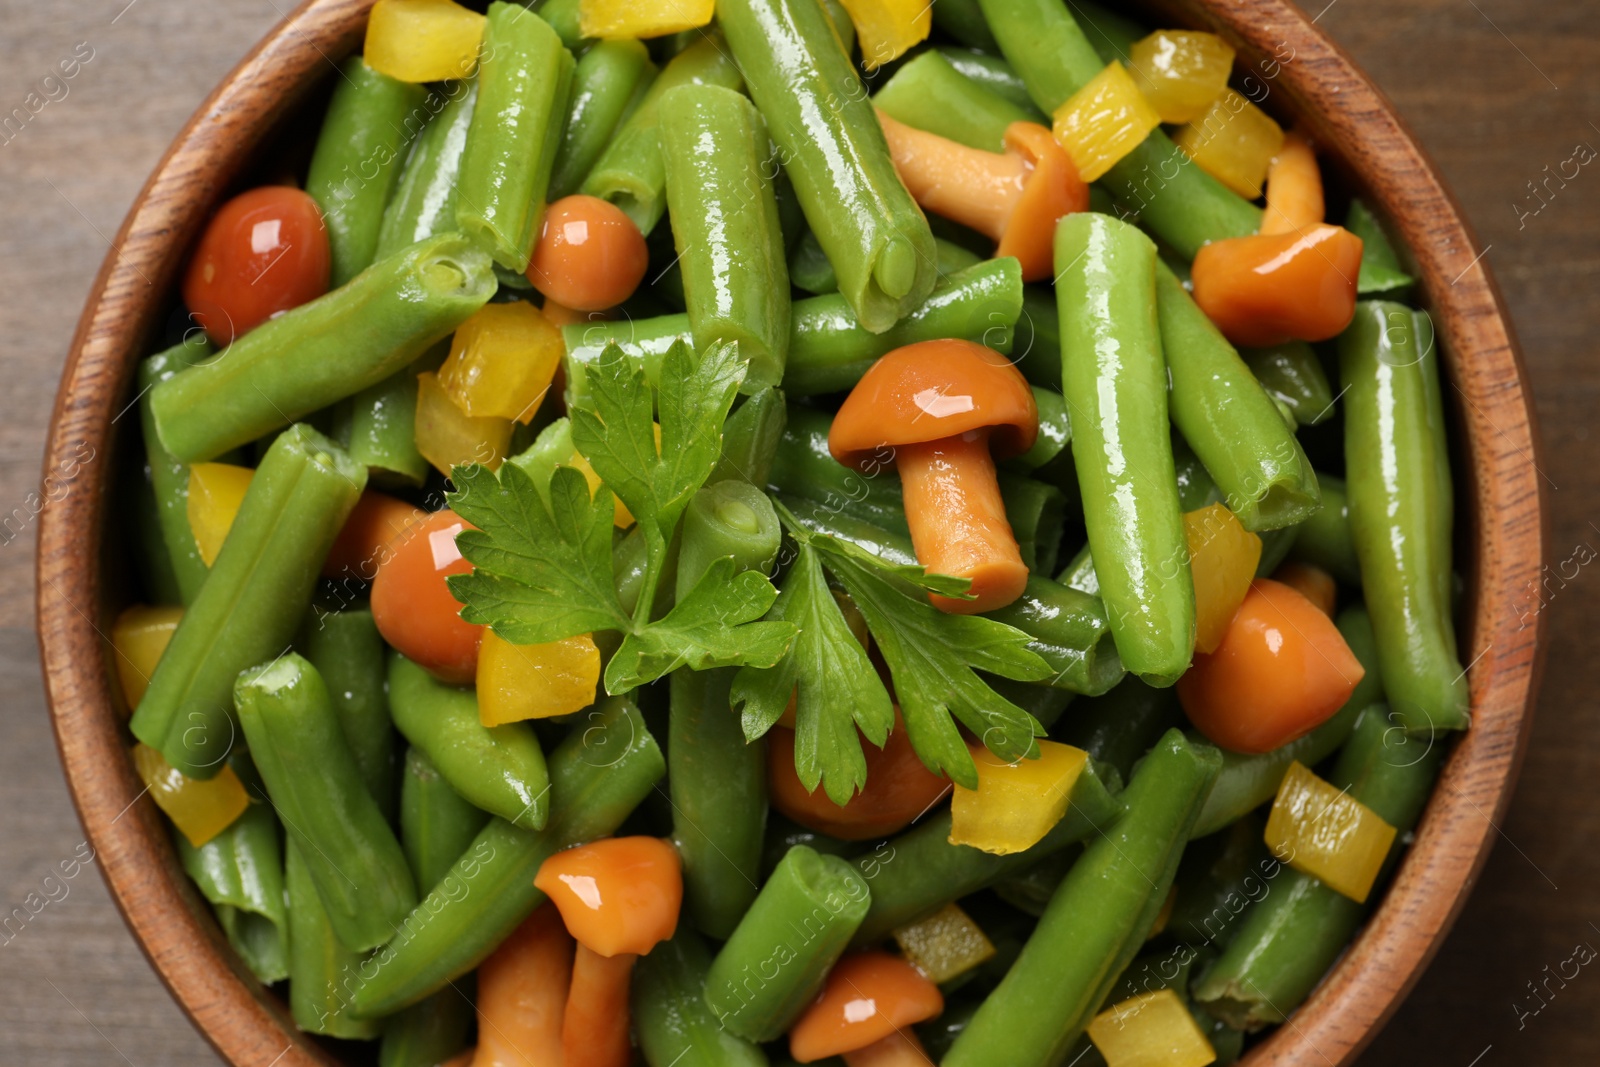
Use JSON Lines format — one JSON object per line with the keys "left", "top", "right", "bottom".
{"left": 35, "top": 0, "right": 1547, "bottom": 1064}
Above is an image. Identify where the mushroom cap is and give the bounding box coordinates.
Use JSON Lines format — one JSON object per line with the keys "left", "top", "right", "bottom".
{"left": 828, "top": 339, "right": 1039, "bottom": 468}
{"left": 532, "top": 836, "right": 683, "bottom": 957}
{"left": 788, "top": 952, "right": 944, "bottom": 1062}
{"left": 997, "top": 122, "right": 1090, "bottom": 282}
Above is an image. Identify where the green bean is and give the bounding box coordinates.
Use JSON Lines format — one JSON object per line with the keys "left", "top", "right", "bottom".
{"left": 1347, "top": 198, "right": 1415, "bottom": 295}
{"left": 792, "top": 230, "right": 986, "bottom": 297}
{"left": 934, "top": 47, "right": 1044, "bottom": 116}
{"left": 300, "top": 607, "right": 397, "bottom": 819}
{"left": 850, "top": 758, "right": 1123, "bottom": 945}
{"left": 532, "top": 0, "right": 585, "bottom": 50}
{"left": 711, "top": 387, "right": 787, "bottom": 487}
{"left": 1054, "top": 675, "right": 1183, "bottom": 780}
{"left": 944, "top": 730, "right": 1221, "bottom": 1067}
{"left": 873, "top": 50, "right": 1034, "bottom": 153}
{"left": 677, "top": 480, "right": 782, "bottom": 600}
{"left": 985, "top": 576, "right": 1123, "bottom": 696}
{"left": 581, "top": 34, "right": 743, "bottom": 234}
{"left": 704, "top": 845, "right": 871, "bottom": 1041}
{"left": 455, "top": 3, "right": 573, "bottom": 272}
{"left": 284, "top": 840, "right": 381, "bottom": 1039}
{"left": 151, "top": 233, "right": 494, "bottom": 463}
{"left": 932, "top": 0, "right": 998, "bottom": 49}
{"left": 1012, "top": 285, "right": 1062, "bottom": 390}
{"left": 1340, "top": 302, "right": 1467, "bottom": 733}
{"left": 660, "top": 84, "right": 791, "bottom": 391}
{"left": 977, "top": 0, "right": 1103, "bottom": 107}
{"left": 1242, "top": 341, "right": 1336, "bottom": 427}
{"left": 635, "top": 927, "right": 770, "bottom": 1067}
{"left": 920, "top": 997, "right": 983, "bottom": 1060}
{"left": 130, "top": 425, "right": 365, "bottom": 777}
{"left": 387, "top": 652, "right": 550, "bottom": 831}
{"left": 1155, "top": 260, "right": 1321, "bottom": 531}
{"left": 988, "top": 676, "right": 1075, "bottom": 731}
{"left": 993, "top": 846, "right": 1080, "bottom": 917}
{"left": 137, "top": 333, "right": 214, "bottom": 605}
{"left": 671, "top": 669, "right": 768, "bottom": 940}
{"left": 336, "top": 347, "right": 440, "bottom": 487}
{"left": 1167, "top": 811, "right": 1269, "bottom": 948}
{"left": 1056, "top": 213, "right": 1193, "bottom": 686}
{"left": 719, "top": 0, "right": 938, "bottom": 334}
{"left": 1072, "top": 0, "right": 1147, "bottom": 63}
{"left": 774, "top": 495, "right": 916, "bottom": 565}
{"left": 129, "top": 469, "right": 181, "bottom": 606}
{"left": 175, "top": 798, "right": 288, "bottom": 984}
{"left": 378, "top": 985, "right": 474, "bottom": 1067}
{"left": 1192, "top": 704, "right": 1444, "bottom": 1029}
{"left": 1189, "top": 605, "right": 1383, "bottom": 837}
{"left": 1004, "top": 474, "right": 1068, "bottom": 574}
{"left": 550, "top": 39, "right": 655, "bottom": 200}
{"left": 236, "top": 654, "right": 416, "bottom": 952}
{"left": 1254, "top": 523, "right": 1299, "bottom": 577}
{"left": 375, "top": 82, "right": 477, "bottom": 261}
{"left": 1289, "top": 473, "right": 1360, "bottom": 584}
{"left": 307, "top": 58, "right": 429, "bottom": 286}
{"left": 349, "top": 696, "right": 664, "bottom": 1016}
{"left": 1006, "top": 385, "right": 1072, "bottom": 473}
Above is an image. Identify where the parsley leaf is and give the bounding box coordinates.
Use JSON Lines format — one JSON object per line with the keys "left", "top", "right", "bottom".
{"left": 731, "top": 541, "right": 895, "bottom": 804}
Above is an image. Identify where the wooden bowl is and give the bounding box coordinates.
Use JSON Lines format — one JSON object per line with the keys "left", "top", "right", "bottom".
{"left": 36, "top": 0, "right": 1546, "bottom": 1063}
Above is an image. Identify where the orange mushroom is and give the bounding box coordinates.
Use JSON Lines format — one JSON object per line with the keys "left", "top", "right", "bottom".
{"left": 789, "top": 952, "right": 944, "bottom": 1063}
{"left": 877, "top": 112, "right": 1087, "bottom": 281}
{"left": 534, "top": 836, "right": 684, "bottom": 1067}
{"left": 1190, "top": 131, "right": 1362, "bottom": 348}
{"left": 472, "top": 904, "right": 573, "bottom": 1067}
{"left": 829, "top": 339, "right": 1038, "bottom": 614}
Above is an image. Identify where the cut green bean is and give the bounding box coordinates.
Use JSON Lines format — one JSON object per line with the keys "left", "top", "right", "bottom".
{"left": 933, "top": 0, "right": 999, "bottom": 49}
{"left": 635, "top": 927, "right": 770, "bottom": 1067}
{"left": 236, "top": 653, "right": 417, "bottom": 952}
{"left": 944, "top": 730, "right": 1221, "bottom": 1067}
{"left": 934, "top": 47, "right": 1044, "bottom": 116}
{"left": 1255, "top": 523, "right": 1300, "bottom": 577}
{"left": 1167, "top": 811, "right": 1270, "bottom": 948}
{"left": 388, "top": 652, "right": 550, "bottom": 831}
{"left": 400, "top": 746, "right": 490, "bottom": 893}
{"left": 1006, "top": 385, "right": 1072, "bottom": 473}
{"left": 151, "top": 233, "right": 495, "bottom": 463}
{"left": 1054, "top": 675, "right": 1184, "bottom": 781}
{"left": 788, "top": 228, "right": 984, "bottom": 299}
{"left": 285, "top": 840, "right": 381, "bottom": 1039}
{"left": 533, "top": 0, "right": 585, "bottom": 49}
{"left": 1012, "top": 285, "right": 1062, "bottom": 390}
{"left": 379, "top": 985, "right": 474, "bottom": 1067}
{"left": 989, "top": 675, "right": 1075, "bottom": 731}
{"left": 455, "top": 3, "right": 573, "bottom": 272}
{"left": 1288, "top": 473, "right": 1360, "bottom": 585}
{"left": 1340, "top": 302, "right": 1468, "bottom": 734}
{"left": 1072, "top": 0, "right": 1146, "bottom": 63}
{"left": 307, "top": 58, "right": 429, "bottom": 286}
{"left": 1056, "top": 213, "right": 1193, "bottom": 686}
{"left": 550, "top": 39, "right": 655, "bottom": 200}
{"left": 710, "top": 387, "right": 788, "bottom": 488}
{"left": 137, "top": 333, "right": 214, "bottom": 605}
{"left": 581, "top": 34, "right": 743, "bottom": 234}
{"left": 375, "top": 81, "right": 478, "bottom": 261}
{"left": 873, "top": 50, "right": 1035, "bottom": 153}
{"left": 1155, "top": 260, "right": 1321, "bottom": 531}
{"left": 704, "top": 845, "right": 871, "bottom": 1041}
{"left": 301, "top": 607, "right": 397, "bottom": 819}
{"left": 175, "top": 798, "right": 288, "bottom": 984}
{"left": 1241, "top": 341, "right": 1336, "bottom": 427}
{"left": 130, "top": 425, "right": 365, "bottom": 777}
{"left": 720, "top": 0, "right": 938, "bottom": 334}
{"left": 985, "top": 576, "right": 1123, "bottom": 696}
{"left": 660, "top": 84, "right": 791, "bottom": 391}
{"left": 676, "top": 480, "right": 782, "bottom": 601}
{"left": 336, "top": 347, "right": 441, "bottom": 487}
{"left": 977, "top": 0, "right": 1103, "bottom": 107}
{"left": 349, "top": 697, "right": 663, "bottom": 1017}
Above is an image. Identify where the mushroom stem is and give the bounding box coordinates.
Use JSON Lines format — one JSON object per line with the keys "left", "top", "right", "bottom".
{"left": 1260, "top": 130, "right": 1324, "bottom": 236}
{"left": 895, "top": 430, "right": 1029, "bottom": 614}
{"left": 563, "top": 944, "right": 637, "bottom": 1067}
{"left": 877, "top": 110, "right": 1028, "bottom": 244}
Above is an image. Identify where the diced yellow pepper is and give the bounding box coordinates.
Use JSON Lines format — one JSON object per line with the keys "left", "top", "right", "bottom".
{"left": 365, "top": 0, "right": 486, "bottom": 83}
{"left": 1088, "top": 989, "right": 1217, "bottom": 1067}
{"left": 187, "top": 462, "right": 254, "bottom": 566}
{"left": 892, "top": 902, "right": 996, "bottom": 983}
{"left": 477, "top": 629, "right": 601, "bottom": 726}
{"left": 1185, "top": 503, "right": 1262, "bottom": 655}
{"left": 948, "top": 740, "right": 1089, "bottom": 855}
{"left": 579, "top": 0, "right": 714, "bottom": 40}
{"left": 1172, "top": 90, "right": 1285, "bottom": 200}
{"left": 111, "top": 605, "right": 183, "bottom": 713}
{"left": 1051, "top": 62, "right": 1162, "bottom": 183}
{"left": 1128, "top": 31, "right": 1236, "bottom": 124}
{"left": 1266, "top": 761, "right": 1397, "bottom": 904}
{"left": 132, "top": 743, "right": 250, "bottom": 848}
{"left": 438, "top": 301, "right": 564, "bottom": 423}
{"left": 415, "top": 370, "right": 513, "bottom": 477}
{"left": 838, "top": 0, "right": 932, "bottom": 69}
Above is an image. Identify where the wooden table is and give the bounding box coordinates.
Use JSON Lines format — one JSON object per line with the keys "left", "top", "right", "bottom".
{"left": 1, "top": 1, "right": 1594, "bottom": 1063}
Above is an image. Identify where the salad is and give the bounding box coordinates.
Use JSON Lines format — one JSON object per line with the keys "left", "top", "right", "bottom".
{"left": 110, "top": 0, "right": 1466, "bottom": 1065}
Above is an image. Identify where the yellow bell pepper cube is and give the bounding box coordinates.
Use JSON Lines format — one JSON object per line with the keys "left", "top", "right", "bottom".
{"left": 1052, "top": 62, "right": 1162, "bottom": 183}
{"left": 892, "top": 902, "right": 996, "bottom": 984}
{"left": 186, "top": 462, "right": 254, "bottom": 566}
{"left": 579, "top": 0, "right": 714, "bottom": 39}
{"left": 477, "top": 629, "right": 601, "bottom": 726}
{"left": 948, "top": 740, "right": 1089, "bottom": 855}
{"left": 1185, "top": 503, "right": 1262, "bottom": 655}
{"left": 438, "top": 301, "right": 564, "bottom": 423}
{"left": 414, "top": 370, "right": 513, "bottom": 477}
{"left": 132, "top": 742, "right": 251, "bottom": 848}
{"left": 1172, "top": 89, "right": 1284, "bottom": 200}
{"left": 1266, "top": 761, "right": 1398, "bottom": 903}
{"left": 365, "top": 0, "right": 487, "bottom": 84}
{"left": 1128, "top": 30, "right": 1236, "bottom": 124}
{"left": 111, "top": 605, "right": 183, "bottom": 713}
{"left": 838, "top": 0, "right": 932, "bottom": 69}
{"left": 1088, "top": 989, "right": 1217, "bottom": 1067}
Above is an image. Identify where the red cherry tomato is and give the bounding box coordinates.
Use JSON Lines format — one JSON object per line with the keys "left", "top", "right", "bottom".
{"left": 768, "top": 714, "right": 951, "bottom": 841}
{"left": 182, "top": 186, "right": 330, "bottom": 346}
{"left": 370, "top": 509, "right": 483, "bottom": 685}
{"left": 525, "top": 195, "right": 649, "bottom": 312}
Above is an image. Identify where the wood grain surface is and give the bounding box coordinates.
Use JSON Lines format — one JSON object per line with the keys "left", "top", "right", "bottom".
{"left": 2, "top": 1, "right": 1594, "bottom": 1065}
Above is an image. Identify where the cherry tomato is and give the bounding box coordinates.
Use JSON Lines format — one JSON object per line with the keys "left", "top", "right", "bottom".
{"left": 525, "top": 195, "right": 649, "bottom": 312}
{"left": 182, "top": 186, "right": 330, "bottom": 346}
{"left": 322, "top": 490, "right": 426, "bottom": 581}
{"left": 370, "top": 509, "right": 483, "bottom": 685}
{"left": 768, "top": 714, "right": 951, "bottom": 841}
{"left": 1177, "top": 578, "right": 1364, "bottom": 754}
{"left": 789, "top": 952, "right": 943, "bottom": 1063}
